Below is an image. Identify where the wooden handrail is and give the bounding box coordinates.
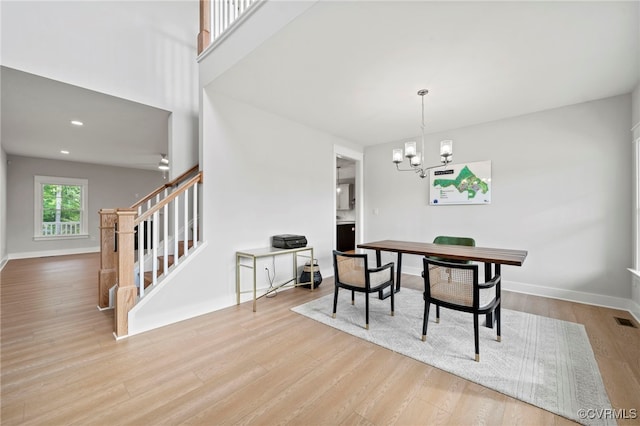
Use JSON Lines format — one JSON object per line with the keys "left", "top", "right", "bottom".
{"left": 135, "top": 172, "right": 203, "bottom": 225}
{"left": 130, "top": 164, "right": 199, "bottom": 210}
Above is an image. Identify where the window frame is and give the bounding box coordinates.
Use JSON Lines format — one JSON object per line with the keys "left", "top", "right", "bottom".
{"left": 33, "top": 175, "right": 89, "bottom": 241}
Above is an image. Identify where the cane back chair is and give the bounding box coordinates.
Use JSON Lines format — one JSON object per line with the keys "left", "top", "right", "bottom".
{"left": 332, "top": 250, "right": 395, "bottom": 330}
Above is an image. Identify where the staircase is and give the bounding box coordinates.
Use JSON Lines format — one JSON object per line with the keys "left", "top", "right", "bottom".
{"left": 98, "top": 165, "right": 203, "bottom": 338}
{"left": 142, "top": 239, "right": 194, "bottom": 288}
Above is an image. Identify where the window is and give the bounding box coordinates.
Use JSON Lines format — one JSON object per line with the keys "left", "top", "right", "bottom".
{"left": 34, "top": 176, "right": 88, "bottom": 240}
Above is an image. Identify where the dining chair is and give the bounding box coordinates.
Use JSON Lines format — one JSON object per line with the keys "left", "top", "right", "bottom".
{"left": 426, "top": 236, "right": 476, "bottom": 320}
{"left": 332, "top": 250, "right": 395, "bottom": 329}
{"left": 431, "top": 235, "right": 476, "bottom": 264}
{"left": 422, "top": 257, "right": 501, "bottom": 362}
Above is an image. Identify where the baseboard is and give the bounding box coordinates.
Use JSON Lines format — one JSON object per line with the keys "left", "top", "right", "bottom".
{"left": 127, "top": 242, "right": 211, "bottom": 336}
{"left": 503, "top": 280, "right": 639, "bottom": 318}
{"left": 0, "top": 255, "right": 8, "bottom": 271}
{"left": 8, "top": 246, "right": 100, "bottom": 260}
{"left": 384, "top": 266, "right": 640, "bottom": 322}
{"left": 628, "top": 300, "right": 640, "bottom": 324}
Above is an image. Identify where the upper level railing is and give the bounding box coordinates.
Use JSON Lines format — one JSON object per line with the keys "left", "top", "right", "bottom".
{"left": 198, "top": 0, "right": 260, "bottom": 54}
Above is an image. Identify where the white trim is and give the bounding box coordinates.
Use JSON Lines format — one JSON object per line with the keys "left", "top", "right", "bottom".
{"left": 630, "top": 299, "right": 640, "bottom": 325}
{"left": 503, "top": 279, "right": 635, "bottom": 313}
{"left": 629, "top": 268, "right": 640, "bottom": 279}
{"left": 383, "top": 266, "right": 640, "bottom": 323}
{"left": 33, "top": 234, "right": 89, "bottom": 242}
{"left": 127, "top": 242, "right": 210, "bottom": 337}
{"left": 334, "top": 145, "right": 364, "bottom": 249}
{"left": 113, "top": 332, "right": 128, "bottom": 341}
{"left": 8, "top": 246, "right": 99, "bottom": 260}
{"left": 0, "top": 256, "right": 8, "bottom": 271}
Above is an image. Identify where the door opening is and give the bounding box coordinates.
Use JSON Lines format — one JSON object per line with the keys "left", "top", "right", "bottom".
{"left": 336, "top": 155, "right": 357, "bottom": 252}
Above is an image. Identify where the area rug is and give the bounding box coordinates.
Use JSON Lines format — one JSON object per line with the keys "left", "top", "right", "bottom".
{"left": 292, "top": 288, "right": 615, "bottom": 426}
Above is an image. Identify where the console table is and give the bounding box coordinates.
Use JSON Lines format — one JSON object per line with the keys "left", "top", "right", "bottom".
{"left": 236, "top": 246, "right": 315, "bottom": 312}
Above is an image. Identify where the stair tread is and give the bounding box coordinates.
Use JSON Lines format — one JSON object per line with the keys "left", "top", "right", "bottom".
{"left": 141, "top": 240, "right": 196, "bottom": 288}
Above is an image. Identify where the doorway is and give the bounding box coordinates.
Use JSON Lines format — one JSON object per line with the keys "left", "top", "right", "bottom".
{"left": 334, "top": 147, "right": 363, "bottom": 253}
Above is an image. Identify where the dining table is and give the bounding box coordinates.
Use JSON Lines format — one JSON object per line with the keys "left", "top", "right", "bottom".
{"left": 357, "top": 240, "right": 528, "bottom": 328}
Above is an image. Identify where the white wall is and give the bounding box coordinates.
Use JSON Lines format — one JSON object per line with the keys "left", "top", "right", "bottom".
{"left": 0, "top": 3, "right": 5, "bottom": 269}
{"left": 632, "top": 84, "right": 640, "bottom": 317}
{"left": 203, "top": 91, "right": 363, "bottom": 290}
{"left": 198, "top": 0, "right": 317, "bottom": 88}
{"left": 0, "top": 0, "right": 199, "bottom": 175}
{"left": 0, "top": 148, "right": 7, "bottom": 268}
{"left": 6, "top": 155, "right": 164, "bottom": 258}
{"left": 128, "top": 89, "right": 363, "bottom": 334}
{"left": 365, "top": 95, "right": 633, "bottom": 303}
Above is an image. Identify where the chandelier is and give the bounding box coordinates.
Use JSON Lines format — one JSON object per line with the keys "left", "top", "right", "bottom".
{"left": 392, "top": 89, "right": 453, "bottom": 178}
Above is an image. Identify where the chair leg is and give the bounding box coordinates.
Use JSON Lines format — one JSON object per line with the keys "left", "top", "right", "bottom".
{"left": 351, "top": 290, "right": 355, "bottom": 305}
{"left": 390, "top": 285, "right": 395, "bottom": 317}
{"left": 332, "top": 286, "right": 339, "bottom": 319}
{"left": 422, "top": 300, "right": 430, "bottom": 341}
{"left": 365, "top": 292, "right": 370, "bottom": 330}
{"left": 436, "top": 305, "right": 440, "bottom": 323}
{"left": 496, "top": 303, "right": 502, "bottom": 342}
{"left": 474, "top": 314, "right": 480, "bottom": 362}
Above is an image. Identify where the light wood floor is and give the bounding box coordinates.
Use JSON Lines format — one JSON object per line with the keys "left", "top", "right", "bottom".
{"left": 1, "top": 253, "right": 639, "bottom": 425}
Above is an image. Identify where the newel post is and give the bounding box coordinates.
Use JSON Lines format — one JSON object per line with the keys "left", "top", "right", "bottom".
{"left": 98, "top": 209, "right": 118, "bottom": 309}
{"left": 197, "top": 0, "right": 211, "bottom": 55}
{"left": 114, "top": 209, "right": 137, "bottom": 337}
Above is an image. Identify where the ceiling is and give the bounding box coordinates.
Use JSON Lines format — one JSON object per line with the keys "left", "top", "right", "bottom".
{"left": 1, "top": 1, "right": 637, "bottom": 172}
{"left": 1, "top": 66, "right": 170, "bottom": 171}
{"left": 209, "top": 1, "right": 639, "bottom": 146}
{"left": 337, "top": 156, "right": 356, "bottom": 180}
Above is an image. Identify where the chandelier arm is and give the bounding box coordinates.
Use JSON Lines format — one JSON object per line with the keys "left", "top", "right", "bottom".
{"left": 397, "top": 162, "right": 452, "bottom": 178}
{"left": 421, "top": 163, "right": 451, "bottom": 172}
{"left": 395, "top": 163, "right": 422, "bottom": 173}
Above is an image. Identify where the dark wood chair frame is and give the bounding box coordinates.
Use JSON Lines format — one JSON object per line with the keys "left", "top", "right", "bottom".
{"left": 332, "top": 250, "right": 395, "bottom": 329}
{"left": 422, "top": 257, "right": 501, "bottom": 362}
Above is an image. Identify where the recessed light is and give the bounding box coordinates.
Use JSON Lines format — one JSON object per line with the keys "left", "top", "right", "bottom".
{"left": 70, "top": 120, "right": 83, "bottom": 126}
{"left": 60, "top": 150, "right": 70, "bottom": 155}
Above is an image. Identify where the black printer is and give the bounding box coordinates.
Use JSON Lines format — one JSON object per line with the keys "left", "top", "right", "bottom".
{"left": 271, "top": 234, "right": 307, "bottom": 249}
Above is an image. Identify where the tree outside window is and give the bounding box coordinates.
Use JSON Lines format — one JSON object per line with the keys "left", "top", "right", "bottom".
{"left": 41, "top": 184, "right": 82, "bottom": 235}
{"left": 34, "top": 176, "right": 88, "bottom": 239}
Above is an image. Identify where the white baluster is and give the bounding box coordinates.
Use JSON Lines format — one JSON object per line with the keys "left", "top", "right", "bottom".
{"left": 152, "top": 211, "right": 159, "bottom": 286}
{"left": 193, "top": 182, "right": 198, "bottom": 249}
{"left": 214, "top": 0, "right": 220, "bottom": 39}
{"left": 138, "top": 220, "right": 144, "bottom": 298}
{"left": 174, "top": 197, "right": 179, "bottom": 266}
{"left": 183, "top": 188, "right": 189, "bottom": 258}
{"left": 146, "top": 215, "right": 151, "bottom": 258}
{"left": 164, "top": 202, "right": 169, "bottom": 274}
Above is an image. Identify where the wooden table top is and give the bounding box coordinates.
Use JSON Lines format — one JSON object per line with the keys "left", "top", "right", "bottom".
{"left": 357, "top": 240, "right": 527, "bottom": 266}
